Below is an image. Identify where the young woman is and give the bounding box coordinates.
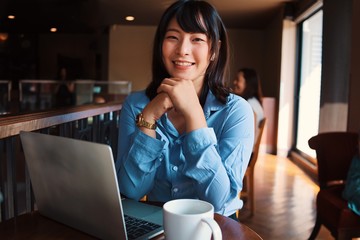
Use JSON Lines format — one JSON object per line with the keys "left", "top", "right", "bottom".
{"left": 116, "top": 0, "right": 254, "bottom": 218}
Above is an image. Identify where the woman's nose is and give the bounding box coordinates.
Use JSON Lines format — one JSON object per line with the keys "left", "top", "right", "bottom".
{"left": 176, "top": 39, "right": 190, "bottom": 56}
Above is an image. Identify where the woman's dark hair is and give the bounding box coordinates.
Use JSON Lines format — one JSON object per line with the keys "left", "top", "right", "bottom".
{"left": 145, "top": 0, "right": 230, "bottom": 105}
{"left": 238, "top": 68, "right": 263, "bottom": 105}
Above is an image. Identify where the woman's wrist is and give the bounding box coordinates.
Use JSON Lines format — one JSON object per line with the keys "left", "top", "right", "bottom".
{"left": 136, "top": 112, "right": 157, "bottom": 130}
{"left": 136, "top": 111, "right": 157, "bottom": 137}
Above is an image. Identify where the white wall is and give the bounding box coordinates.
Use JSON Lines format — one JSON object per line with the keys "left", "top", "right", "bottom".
{"left": 278, "top": 20, "right": 296, "bottom": 156}
{"left": 108, "top": 25, "right": 156, "bottom": 91}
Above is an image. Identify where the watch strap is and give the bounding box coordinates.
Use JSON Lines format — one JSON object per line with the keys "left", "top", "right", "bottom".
{"left": 136, "top": 113, "right": 157, "bottom": 130}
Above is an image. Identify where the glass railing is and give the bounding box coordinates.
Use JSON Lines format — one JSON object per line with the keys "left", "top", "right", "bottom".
{"left": 0, "top": 102, "right": 122, "bottom": 221}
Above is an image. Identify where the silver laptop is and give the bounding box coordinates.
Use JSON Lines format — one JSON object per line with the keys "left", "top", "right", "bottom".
{"left": 20, "top": 131, "right": 163, "bottom": 240}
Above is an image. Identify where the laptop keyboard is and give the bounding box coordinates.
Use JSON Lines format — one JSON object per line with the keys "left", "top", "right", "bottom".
{"left": 125, "top": 214, "right": 161, "bottom": 240}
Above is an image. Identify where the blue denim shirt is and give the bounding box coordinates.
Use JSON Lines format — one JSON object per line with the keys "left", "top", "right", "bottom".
{"left": 116, "top": 90, "right": 254, "bottom": 216}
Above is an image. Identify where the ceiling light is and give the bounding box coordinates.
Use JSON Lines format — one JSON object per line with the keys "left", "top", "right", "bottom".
{"left": 50, "top": 28, "right": 57, "bottom": 33}
{"left": 8, "top": 15, "right": 15, "bottom": 19}
{"left": 125, "top": 16, "right": 135, "bottom": 21}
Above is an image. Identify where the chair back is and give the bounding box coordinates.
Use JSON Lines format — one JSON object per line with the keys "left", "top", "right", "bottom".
{"left": 308, "top": 132, "right": 358, "bottom": 189}
{"left": 248, "top": 118, "right": 266, "bottom": 169}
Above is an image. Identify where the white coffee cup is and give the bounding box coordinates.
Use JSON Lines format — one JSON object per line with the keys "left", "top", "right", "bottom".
{"left": 163, "top": 199, "right": 222, "bottom": 240}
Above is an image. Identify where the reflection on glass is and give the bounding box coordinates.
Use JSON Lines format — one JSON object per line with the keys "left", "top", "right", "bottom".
{"left": 17, "top": 80, "right": 132, "bottom": 113}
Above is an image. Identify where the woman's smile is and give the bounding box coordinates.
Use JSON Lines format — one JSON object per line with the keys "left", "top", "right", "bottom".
{"left": 173, "top": 60, "right": 194, "bottom": 67}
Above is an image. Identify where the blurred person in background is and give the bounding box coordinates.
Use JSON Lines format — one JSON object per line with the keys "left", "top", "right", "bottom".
{"left": 232, "top": 67, "right": 264, "bottom": 139}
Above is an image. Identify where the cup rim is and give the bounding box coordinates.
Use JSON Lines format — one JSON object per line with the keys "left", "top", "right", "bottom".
{"left": 163, "top": 199, "right": 214, "bottom": 216}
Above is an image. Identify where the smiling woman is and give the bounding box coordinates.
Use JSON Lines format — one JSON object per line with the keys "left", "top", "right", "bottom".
{"left": 115, "top": 0, "right": 254, "bottom": 220}
{"left": 162, "top": 18, "right": 212, "bottom": 95}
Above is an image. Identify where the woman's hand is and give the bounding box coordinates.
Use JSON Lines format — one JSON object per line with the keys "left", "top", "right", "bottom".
{"left": 157, "top": 78, "right": 200, "bottom": 116}
{"left": 142, "top": 92, "right": 173, "bottom": 122}
{"left": 157, "top": 78, "right": 206, "bottom": 132}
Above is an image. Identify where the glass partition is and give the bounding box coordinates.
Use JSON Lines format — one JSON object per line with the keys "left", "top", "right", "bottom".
{"left": 19, "top": 80, "right": 60, "bottom": 111}
{"left": 18, "top": 80, "right": 131, "bottom": 112}
{"left": 0, "top": 80, "right": 11, "bottom": 114}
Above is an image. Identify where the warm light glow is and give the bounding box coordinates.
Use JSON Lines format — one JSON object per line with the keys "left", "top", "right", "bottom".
{"left": 8, "top": 15, "right": 15, "bottom": 19}
{"left": 125, "top": 16, "right": 135, "bottom": 21}
{"left": 50, "top": 28, "right": 57, "bottom": 32}
{"left": 0, "top": 33, "right": 9, "bottom": 41}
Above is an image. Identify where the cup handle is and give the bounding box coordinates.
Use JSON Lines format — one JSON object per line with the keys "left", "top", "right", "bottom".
{"left": 202, "top": 218, "right": 222, "bottom": 240}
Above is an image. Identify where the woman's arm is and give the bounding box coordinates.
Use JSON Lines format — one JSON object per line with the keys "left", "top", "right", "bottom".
{"left": 182, "top": 98, "right": 254, "bottom": 213}
{"left": 116, "top": 93, "right": 166, "bottom": 200}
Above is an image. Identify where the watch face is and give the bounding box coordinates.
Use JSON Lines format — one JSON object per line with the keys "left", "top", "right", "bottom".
{"left": 136, "top": 113, "right": 143, "bottom": 125}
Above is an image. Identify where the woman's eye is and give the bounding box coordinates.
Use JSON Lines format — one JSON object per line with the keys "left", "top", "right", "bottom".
{"left": 165, "top": 35, "right": 178, "bottom": 40}
{"left": 193, "top": 38, "right": 205, "bottom": 42}
{"left": 192, "top": 34, "right": 208, "bottom": 42}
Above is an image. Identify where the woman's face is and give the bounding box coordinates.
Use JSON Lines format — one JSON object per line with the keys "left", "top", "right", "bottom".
{"left": 232, "top": 71, "right": 246, "bottom": 95}
{"left": 162, "top": 17, "right": 212, "bottom": 86}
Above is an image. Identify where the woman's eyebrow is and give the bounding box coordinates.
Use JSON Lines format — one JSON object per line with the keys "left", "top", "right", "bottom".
{"left": 166, "top": 28, "right": 207, "bottom": 35}
{"left": 166, "top": 28, "right": 180, "bottom": 33}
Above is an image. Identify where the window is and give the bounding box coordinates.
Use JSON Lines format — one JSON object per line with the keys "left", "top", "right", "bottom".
{"left": 295, "top": 10, "right": 323, "bottom": 158}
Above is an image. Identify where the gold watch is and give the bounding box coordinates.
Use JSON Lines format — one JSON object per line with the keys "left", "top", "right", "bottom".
{"left": 136, "top": 113, "right": 157, "bottom": 130}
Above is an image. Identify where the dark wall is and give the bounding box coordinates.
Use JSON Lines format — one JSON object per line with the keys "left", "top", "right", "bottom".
{"left": 0, "top": 34, "right": 38, "bottom": 86}
{"left": 348, "top": 0, "right": 360, "bottom": 132}
{"left": 319, "top": 0, "right": 352, "bottom": 132}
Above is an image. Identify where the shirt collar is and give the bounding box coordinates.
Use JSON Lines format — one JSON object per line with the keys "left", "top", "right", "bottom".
{"left": 203, "top": 90, "right": 225, "bottom": 119}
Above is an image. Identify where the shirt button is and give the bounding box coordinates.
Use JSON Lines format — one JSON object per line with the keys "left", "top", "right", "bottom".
{"left": 173, "top": 188, "right": 178, "bottom": 193}
{"left": 172, "top": 166, "right": 178, "bottom": 171}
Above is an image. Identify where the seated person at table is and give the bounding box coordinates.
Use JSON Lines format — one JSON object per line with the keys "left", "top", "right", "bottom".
{"left": 55, "top": 67, "right": 75, "bottom": 107}
{"left": 232, "top": 68, "right": 264, "bottom": 139}
{"left": 115, "top": 0, "right": 254, "bottom": 219}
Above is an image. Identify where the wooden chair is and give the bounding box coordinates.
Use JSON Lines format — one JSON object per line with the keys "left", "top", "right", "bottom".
{"left": 239, "top": 118, "right": 266, "bottom": 217}
{"left": 308, "top": 132, "right": 360, "bottom": 240}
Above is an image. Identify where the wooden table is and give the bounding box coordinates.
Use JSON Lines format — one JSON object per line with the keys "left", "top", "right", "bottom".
{"left": 0, "top": 211, "right": 262, "bottom": 240}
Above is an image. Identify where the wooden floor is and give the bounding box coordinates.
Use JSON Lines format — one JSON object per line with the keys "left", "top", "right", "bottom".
{"left": 238, "top": 153, "right": 334, "bottom": 240}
